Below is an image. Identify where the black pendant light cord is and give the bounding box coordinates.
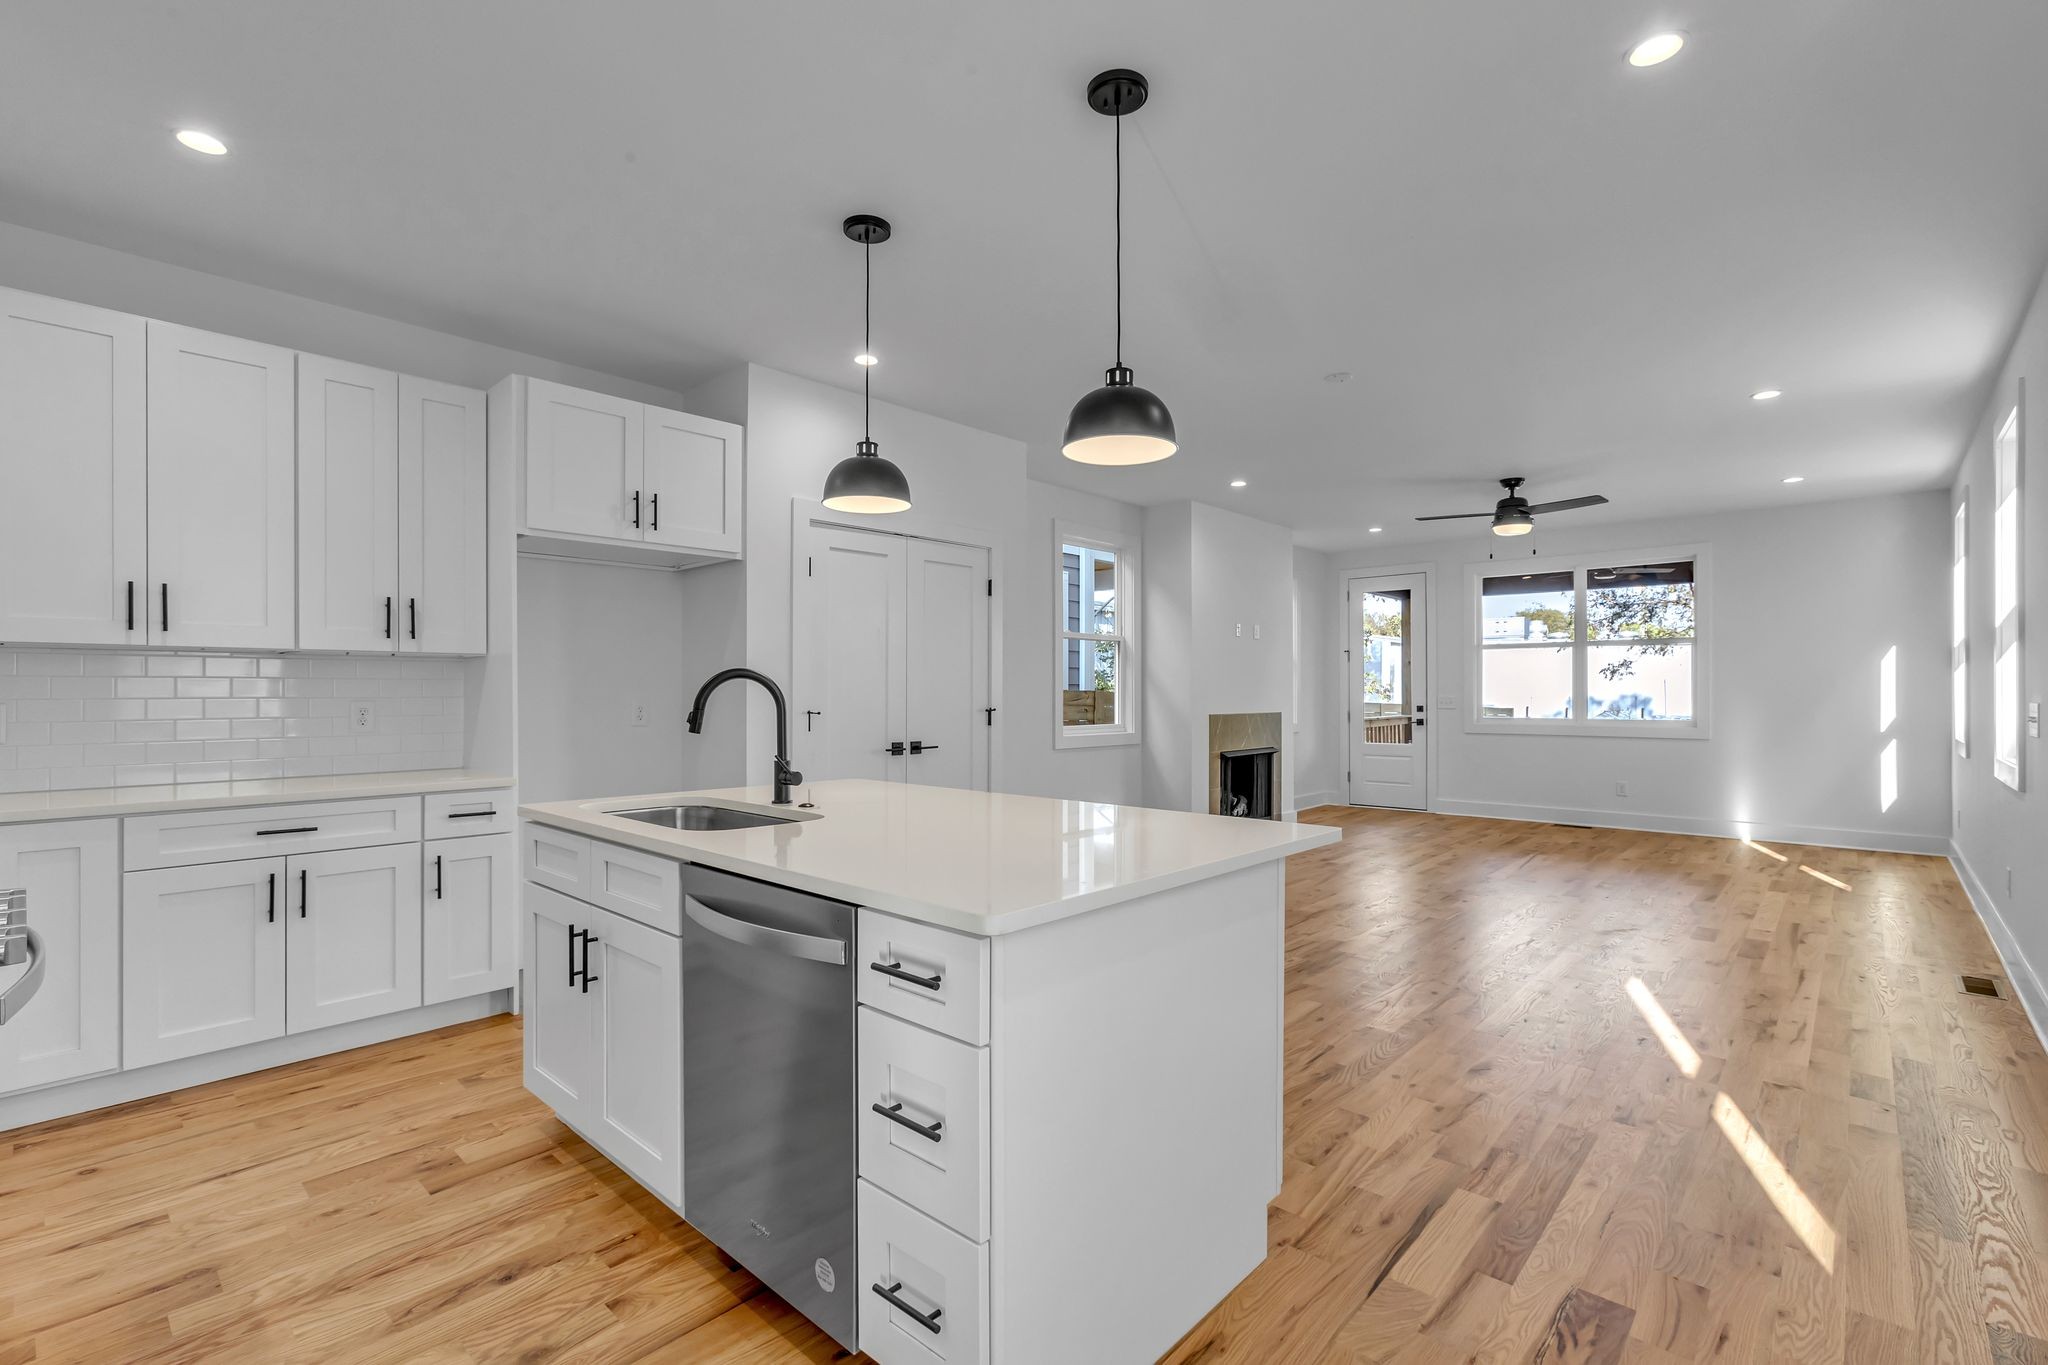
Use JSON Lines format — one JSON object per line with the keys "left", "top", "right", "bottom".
{"left": 863, "top": 240, "right": 873, "bottom": 444}
{"left": 1114, "top": 96, "right": 1123, "bottom": 369}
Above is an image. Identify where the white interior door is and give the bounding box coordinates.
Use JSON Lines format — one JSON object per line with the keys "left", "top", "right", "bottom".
{"left": 0, "top": 288, "right": 147, "bottom": 646}
{"left": 297, "top": 354, "right": 399, "bottom": 652}
{"left": 1348, "top": 573, "right": 1429, "bottom": 809}
{"left": 399, "top": 375, "right": 488, "bottom": 654}
{"left": 905, "top": 539, "right": 992, "bottom": 791}
{"left": 796, "top": 523, "right": 908, "bottom": 783}
{"left": 146, "top": 322, "right": 296, "bottom": 649}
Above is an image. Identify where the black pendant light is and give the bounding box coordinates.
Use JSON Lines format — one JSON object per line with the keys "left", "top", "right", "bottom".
{"left": 822, "top": 213, "right": 913, "bottom": 513}
{"left": 1063, "top": 69, "right": 1177, "bottom": 466}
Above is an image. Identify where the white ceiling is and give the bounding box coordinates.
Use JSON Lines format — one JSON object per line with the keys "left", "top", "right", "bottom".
{"left": 5, "top": 1, "right": 2045, "bottom": 549}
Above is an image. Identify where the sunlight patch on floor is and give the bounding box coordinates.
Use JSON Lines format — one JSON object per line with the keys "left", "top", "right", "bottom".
{"left": 1711, "top": 1092, "right": 1838, "bottom": 1272}
{"left": 1625, "top": 976, "right": 1701, "bottom": 1078}
{"left": 1798, "top": 864, "right": 1852, "bottom": 891}
{"left": 1742, "top": 838, "right": 1789, "bottom": 863}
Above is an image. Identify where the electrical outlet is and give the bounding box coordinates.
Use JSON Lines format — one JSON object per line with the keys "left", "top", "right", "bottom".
{"left": 1615, "top": 781, "right": 1629, "bottom": 798}
{"left": 350, "top": 703, "right": 374, "bottom": 731}
{"left": 630, "top": 703, "right": 649, "bottom": 728}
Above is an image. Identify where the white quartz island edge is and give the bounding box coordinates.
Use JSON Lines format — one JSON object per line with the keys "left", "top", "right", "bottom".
{"left": 517, "top": 777, "right": 1338, "bottom": 936}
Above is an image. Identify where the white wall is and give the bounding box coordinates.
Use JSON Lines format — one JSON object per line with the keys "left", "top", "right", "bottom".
{"left": 1142, "top": 502, "right": 1296, "bottom": 812}
{"left": 1292, "top": 547, "right": 1340, "bottom": 809}
{"left": 1949, "top": 266, "right": 2048, "bottom": 1038}
{"left": 1320, "top": 492, "right": 1951, "bottom": 852}
{"left": 676, "top": 365, "right": 1151, "bottom": 805}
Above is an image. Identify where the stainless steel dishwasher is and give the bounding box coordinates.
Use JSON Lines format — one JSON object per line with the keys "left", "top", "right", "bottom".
{"left": 681, "top": 863, "right": 858, "bottom": 1352}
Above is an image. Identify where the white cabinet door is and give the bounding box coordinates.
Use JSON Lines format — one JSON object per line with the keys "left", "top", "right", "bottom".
{"left": 523, "top": 883, "right": 598, "bottom": 1120}
{"left": 0, "top": 289, "right": 147, "bottom": 646}
{"left": 522, "top": 378, "right": 642, "bottom": 542}
{"left": 297, "top": 354, "right": 399, "bottom": 652}
{"left": 123, "top": 858, "right": 286, "bottom": 1069}
{"left": 586, "top": 905, "right": 683, "bottom": 1208}
{"left": 423, "top": 834, "right": 514, "bottom": 1005}
{"left": 285, "top": 843, "right": 422, "bottom": 1034}
{"left": 642, "top": 404, "right": 741, "bottom": 555}
{"left": 0, "top": 819, "right": 121, "bottom": 1095}
{"left": 796, "top": 523, "right": 908, "bottom": 783}
{"left": 399, "top": 375, "right": 487, "bottom": 655}
{"left": 146, "top": 322, "right": 296, "bottom": 649}
{"left": 905, "top": 538, "right": 992, "bottom": 792}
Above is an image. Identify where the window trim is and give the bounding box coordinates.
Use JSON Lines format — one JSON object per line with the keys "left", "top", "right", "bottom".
{"left": 1993, "top": 394, "right": 2024, "bottom": 791}
{"left": 1954, "top": 496, "right": 1969, "bottom": 759}
{"left": 1052, "top": 520, "right": 1140, "bottom": 750}
{"left": 1464, "top": 542, "right": 1711, "bottom": 739}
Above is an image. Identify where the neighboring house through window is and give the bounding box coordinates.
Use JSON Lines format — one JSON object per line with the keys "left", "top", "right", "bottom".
{"left": 1055, "top": 524, "right": 1138, "bottom": 748}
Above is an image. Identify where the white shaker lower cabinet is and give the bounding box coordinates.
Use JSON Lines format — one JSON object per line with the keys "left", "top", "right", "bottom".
{"left": 0, "top": 819, "right": 121, "bottom": 1096}
{"left": 124, "top": 858, "right": 288, "bottom": 1069}
{"left": 285, "top": 843, "right": 423, "bottom": 1034}
{"left": 522, "top": 881, "right": 683, "bottom": 1210}
{"left": 423, "top": 833, "right": 515, "bottom": 1005}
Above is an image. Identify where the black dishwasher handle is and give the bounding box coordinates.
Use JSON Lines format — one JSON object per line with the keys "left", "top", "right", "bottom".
{"left": 871, "top": 1282, "right": 943, "bottom": 1335}
{"left": 872, "top": 1102, "right": 943, "bottom": 1143}
{"left": 869, "top": 960, "right": 942, "bottom": 991}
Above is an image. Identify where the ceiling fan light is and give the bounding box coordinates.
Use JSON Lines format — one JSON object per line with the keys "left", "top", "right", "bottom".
{"left": 822, "top": 440, "right": 911, "bottom": 514}
{"left": 1062, "top": 367, "right": 1177, "bottom": 465}
{"left": 1492, "top": 512, "right": 1535, "bottom": 536}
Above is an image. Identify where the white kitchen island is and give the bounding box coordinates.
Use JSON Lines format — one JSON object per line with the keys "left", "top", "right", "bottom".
{"left": 519, "top": 779, "right": 1337, "bottom": 1365}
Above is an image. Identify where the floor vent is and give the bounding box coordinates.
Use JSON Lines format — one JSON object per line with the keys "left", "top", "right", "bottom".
{"left": 1959, "top": 974, "right": 2004, "bottom": 999}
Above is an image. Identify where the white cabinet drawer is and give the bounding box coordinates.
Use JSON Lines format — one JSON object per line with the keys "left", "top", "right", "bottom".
{"left": 522, "top": 820, "right": 589, "bottom": 898}
{"left": 423, "top": 788, "right": 514, "bottom": 839}
{"left": 858, "top": 1179, "right": 989, "bottom": 1365}
{"left": 859, "top": 1007, "right": 989, "bottom": 1243}
{"left": 124, "top": 796, "right": 423, "bottom": 871}
{"left": 587, "top": 838, "right": 681, "bottom": 935}
{"left": 857, "top": 909, "right": 990, "bottom": 1047}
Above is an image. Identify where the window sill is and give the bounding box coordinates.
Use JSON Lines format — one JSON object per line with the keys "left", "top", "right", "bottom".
{"left": 1056, "top": 727, "right": 1141, "bottom": 750}
{"left": 1465, "top": 718, "right": 1710, "bottom": 741}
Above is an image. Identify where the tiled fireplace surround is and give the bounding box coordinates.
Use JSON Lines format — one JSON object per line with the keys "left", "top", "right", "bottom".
{"left": 0, "top": 648, "right": 465, "bottom": 794}
{"left": 1207, "top": 711, "right": 1283, "bottom": 818}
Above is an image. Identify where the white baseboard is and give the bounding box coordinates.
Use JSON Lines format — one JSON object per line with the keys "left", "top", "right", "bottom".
{"left": 1429, "top": 797, "right": 1951, "bottom": 857}
{"left": 1293, "top": 790, "right": 1343, "bottom": 814}
{"left": 0, "top": 990, "right": 512, "bottom": 1133}
{"left": 1949, "top": 843, "right": 2048, "bottom": 1054}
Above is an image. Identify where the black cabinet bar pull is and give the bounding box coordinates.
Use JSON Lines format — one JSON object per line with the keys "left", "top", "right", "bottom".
{"left": 161, "top": 582, "right": 169, "bottom": 632}
{"left": 408, "top": 597, "right": 417, "bottom": 641}
{"left": 384, "top": 595, "right": 392, "bottom": 639}
{"left": 871, "top": 1102, "right": 944, "bottom": 1143}
{"left": 580, "top": 930, "right": 597, "bottom": 993}
{"left": 445, "top": 809, "right": 497, "bottom": 819}
{"left": 267, "top": 871, "right": 276, "bottom": 923}
{"left": 631, "top": 490, "right": 641, "bottom": 528}
{"left": 434, "top": 854, "right": 443, "bottom": 900}
{"left": 650, "top": 492, "right": 658, "bottom": 530}
{"left": 299, "top": 868, "right": 308, "bottom": 918}
{"left": 568, "top": 925, "right": 581, "bottom": 987}
{"left": 869, "top": 961, "right": 942, "bottom": 991}
{"left": 255, "top": 826, "right": 318, "bottom": 836}
{"left": 870, "top": 1282, "right": 942, "bottom": 1335}
{"left": 907, "top": 740, "right": 938, "bottom": 755}
{"left": 126, "top": 580, "right": 135, "bottom": 632}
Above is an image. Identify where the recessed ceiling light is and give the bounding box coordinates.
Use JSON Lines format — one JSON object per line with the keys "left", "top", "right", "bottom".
{"left": 175, "top": 129, "right": 228, "bottom": 156}
{"left": 1782, "top": 475, "right": 1805, "bottom": 484}
{"left": 1751, "top": 389, "right": 1783, "bottom": 401}
{"left": 1323, "top": 371, "right": 1352, "bottom": 384}
{"left": 1367, "top": 526, "right": 1383, "bottom": 534}
{"left": 854, "top": 352, "right": 878, "bottom": 367}
{"left": 1627, "top": 32, "right": 1686, "bottom": 67}
{"left": 1229, "top": 479, "right": 1247, "bottom": 488}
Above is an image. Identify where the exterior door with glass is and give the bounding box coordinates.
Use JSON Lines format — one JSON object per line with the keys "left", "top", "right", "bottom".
{"left": 1348, "top": 573, "right": 1428, "bottom": 809}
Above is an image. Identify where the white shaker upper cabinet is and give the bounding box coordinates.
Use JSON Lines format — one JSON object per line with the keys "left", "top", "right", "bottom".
{"left": 297, "top": 355, "right": 399, "bottom": 652}
{"left": 146, "top": 323, "right": 296, "bottom": 649}
{"left": 521, "top": 378, "right": 642, "bottom": 543}
{"left": 0, "top": 288, "right": 147, "bottom": 646}
{"left": 643, "top": 404, "right": 742, "bottom": 555}
{"left": 398, "top": 376, "right": 487, "bottom": 655}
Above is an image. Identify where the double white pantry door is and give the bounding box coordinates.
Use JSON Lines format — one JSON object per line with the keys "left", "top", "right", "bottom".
{"left": 796, "top": 522, "right": 991, "bottom": 792}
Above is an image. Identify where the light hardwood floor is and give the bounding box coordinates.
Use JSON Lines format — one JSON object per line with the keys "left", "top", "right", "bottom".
{"left": 5, "top": 808, "right": 2047, "bottom": 1363}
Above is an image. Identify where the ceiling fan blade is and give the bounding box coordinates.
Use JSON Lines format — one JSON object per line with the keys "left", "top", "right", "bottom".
{"left": 1414, "top": 511, "right": 1497, "bottom": 521}
{"left": 1526, "top": 494, "right": 1610, "bottom": 515}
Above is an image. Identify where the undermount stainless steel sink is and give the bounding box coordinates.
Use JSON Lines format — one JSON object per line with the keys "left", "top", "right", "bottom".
{"left": 610, "top": 803, "right": 797, "bottom": 832}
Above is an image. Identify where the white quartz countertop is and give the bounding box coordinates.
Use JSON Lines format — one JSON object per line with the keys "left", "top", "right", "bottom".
{"left": 0, "top": 769, "right": 514, "bottom": 825}
{"left": 519, "top": 779, "right": 1339, "bottom": 936}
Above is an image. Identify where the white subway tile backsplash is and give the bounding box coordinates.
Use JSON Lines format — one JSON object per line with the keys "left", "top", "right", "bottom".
{"left": 0, "top": 649, "right": 465, "bottom": 790}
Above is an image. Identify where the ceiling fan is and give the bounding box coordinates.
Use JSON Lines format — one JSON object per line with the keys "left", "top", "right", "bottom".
{"left": 1416, "top": 477, "right": 1609, "bottom": 537}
